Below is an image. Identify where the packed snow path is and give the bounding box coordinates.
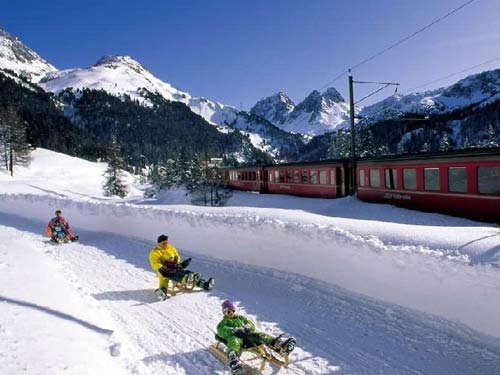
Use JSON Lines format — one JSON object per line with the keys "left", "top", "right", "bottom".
{"left": 1, "top": 213, "right": 500, "bottom": 375}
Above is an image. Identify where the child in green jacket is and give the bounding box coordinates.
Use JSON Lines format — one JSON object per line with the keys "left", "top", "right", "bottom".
{"left": 216, "top": 300, "right": 296, "bottom": 375}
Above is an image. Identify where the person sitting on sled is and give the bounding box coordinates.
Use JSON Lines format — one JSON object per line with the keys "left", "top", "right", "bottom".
{"left": 149, "top": 234, "right": 214, "bottom": 299}
{"left": 216, "top": 300, "right": 296, "bottom": 375}
{"left": 45, "top": 209, "right": 78, "bottom": 242}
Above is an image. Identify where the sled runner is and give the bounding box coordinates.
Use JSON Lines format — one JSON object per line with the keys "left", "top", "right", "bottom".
{"left": 154, "top": 271, "right": 215, "bottom": 301}
{"left": 209, "top": 333, "right": 290, "bottom": 374}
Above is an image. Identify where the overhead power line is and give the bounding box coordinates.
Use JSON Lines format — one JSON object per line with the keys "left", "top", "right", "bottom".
{"left": 403, "top": 55, "right": 500, "bottom": 94}
{"left": 319, "top": 0, "right": 478, "bottom": 91}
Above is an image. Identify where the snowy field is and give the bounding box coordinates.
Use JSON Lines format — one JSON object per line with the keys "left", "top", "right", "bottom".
{"left": 1, "top": 149, "right": 500, "bottom": 375}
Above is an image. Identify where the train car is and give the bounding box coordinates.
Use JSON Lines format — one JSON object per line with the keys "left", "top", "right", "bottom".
{"left": 356, "top": 148, "right": 500, "bottom": 222}
{"left": 265, "top": 159, "right": 351, "bottom": 198}
{"left": 224, "top": 166, "right": 265, "bottom": 193}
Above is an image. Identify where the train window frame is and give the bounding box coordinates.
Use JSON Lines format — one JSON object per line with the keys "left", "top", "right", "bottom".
{"left": 319, "top": 170, "right": 327, "bottom": 185}
{"left": 269, "top": 171, "right": 273, "bottom": 182}
{"left": 424, "top": 168, "right": 440, "bottom": 191}
{"left": 330, "top": 169, "right": 336, "bottom": 185}
{"left": 403, "top": 168, "right": 417, "bottom": 190}
{"left": 448, "top": 167, "right": 467, "bottom": 193}
{"left": 301, "top": 170, "right": 309, "bottom": 184}
{"left": 274, "top": 170, "right": 279, "bottom": 182}
{"left": 369, "top": 169, "right": 381, "bottom": 188}
{"left": 478, "top": 166, "right": 500, "bottom": 195}
{"left": 278, "top": 170, "right": 285, "bottom": 183}
{"left": 359, "top": 169, "right": 365, "bottom": 187}
{"left": 385, "top": 168, "right": 398, "bottom": 189}
{"left": 293, "top": 170, "right": 299, "bottom": 183}
{"left": 310, "top": 170, "right": 318, "bottom": 184}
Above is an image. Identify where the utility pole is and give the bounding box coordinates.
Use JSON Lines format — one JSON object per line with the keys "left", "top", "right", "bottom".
{"left": 348, "top": 69, "right": 357, "bottom": 196}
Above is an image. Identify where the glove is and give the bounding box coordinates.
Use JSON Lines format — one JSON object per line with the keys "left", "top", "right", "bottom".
{"left": 232, "top": 325, "right": 251, "bottom": 338}
{"left": 159, "top": 259, "right": 179, "bottom": 276}
{"left": 180, "top": 257, "right": 192, "bottom": 269}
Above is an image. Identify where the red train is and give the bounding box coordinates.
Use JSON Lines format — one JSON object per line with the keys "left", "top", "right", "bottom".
{"left": 223, "top": 148, "right": 500, "bottom": 223}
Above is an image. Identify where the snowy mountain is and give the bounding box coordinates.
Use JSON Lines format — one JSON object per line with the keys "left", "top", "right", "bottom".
{"left": 0, "top": 27, "right": 56, "bottom": 83}
{"left": 2, "top": 148, "right": 500, "bottom": 375}
{"left": 39, "top": 54, "right": 301, "bottom": 159}
{"left": 251, "top": 87, "right": 351, "bottom": 136}
{"left": 361, "top": 69, "right": 500, "bottom": 121}
{"left": 40, "top": 55, "right": 190, "bottom": 104}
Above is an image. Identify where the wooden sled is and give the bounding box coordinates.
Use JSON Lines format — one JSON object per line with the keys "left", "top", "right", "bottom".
{"left": 209, "top": 334, "right": 289, "bottom": 374}
{"left": 166, "top": 272, "right": 199, "bottom": 296}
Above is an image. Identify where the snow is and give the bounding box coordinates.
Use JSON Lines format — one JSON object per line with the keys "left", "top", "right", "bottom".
{"left": 1, "top": 148, "right": 500, "bottom": 374}
{"left": 0, "top": 30, "right": 57, "bottom": 83}
{"left": 40, "top": 56, "right": 190, "bottom": 106}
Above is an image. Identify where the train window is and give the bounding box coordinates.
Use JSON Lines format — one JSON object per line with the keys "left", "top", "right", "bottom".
{"left": 274, "top": 170, "right": 279, "bottom": 182}
{"left": 257, "top": 171, "right": 260, "bottom": 180}
{"left": 424, "top": 168, "right": 440, "bottom": 191}
{"left": 403, "top": 169, "right": 417, "bottom": 190}
{"left": 478, "top": 167, "right": 500, "bottom": 194}
{"left": 301, "top": 171, "right": 309, "bottom": 184}
{"left": 237, "top": 172, "right": 242, "bottom": 180}
{"left": 252, "top": 171, "right": 257, "bottom": 181}
{"left": 279, "top": 171, "right": 285, "bottom": 183}
{"left": 370, "top": 169, "right": 381, "bottom": 188}
{"left": 330, "top": 169, "right": 336, "bottom": 185}
{"left": 286, "top": 170, "right": 292, "bottom": 182}
{"left": 310, "top": 170, "right": 318, "bottom": 184}
{"left": 359, "top": 170, "right": 365, "bottom": 187}
{"left": 449, "top": 167, "right": 467, "bottom": 193}
{"left": 385, "top": 169, "right": 398, "bottom": 189}
{"left": 269, "top": 172, "right": 273, "bottom": 182}
{"left": 319, "top": 171, "right": 327, "bottom": 184}
{"left": 293, "top": 170, "right": 299, "bottom": 183}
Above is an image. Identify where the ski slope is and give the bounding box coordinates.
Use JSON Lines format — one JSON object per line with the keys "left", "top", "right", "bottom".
{"left": 1, "top": 148, "right": 500, "bottom": 374}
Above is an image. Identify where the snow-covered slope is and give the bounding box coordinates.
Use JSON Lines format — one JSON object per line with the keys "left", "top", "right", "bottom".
{"left": 361, "top": 69, "right": 500, "bottom": 121}
{"left": 251, "top": 88, "right": 351, "bottom": 136}
{"left": 40, "top": 55, "right": 191, "bottom": 105}
{"left": 0, "top": 28, "right": 56, "bottom": 83}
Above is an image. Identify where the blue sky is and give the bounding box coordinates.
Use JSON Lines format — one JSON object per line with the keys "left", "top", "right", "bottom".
{"left": 2, "top": 0, "right": 499, "bottom": 108}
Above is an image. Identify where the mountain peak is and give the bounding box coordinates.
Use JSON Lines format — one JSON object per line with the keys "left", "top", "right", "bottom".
{"left": 94, "top": 55, "right": 147, "bottom": 73}
{"left": 323, "top": 87, "right": 345, "bottom": 103}
{"left": 250, "top": 91, "right": 295, "bottom": 125}
{"left": 0, "top": 27, "right": 57, "bottom": 82}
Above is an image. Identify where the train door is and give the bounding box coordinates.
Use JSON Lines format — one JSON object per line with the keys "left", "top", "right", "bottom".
{"left": 261, "top": 168, "right": 268, "bottom": 193}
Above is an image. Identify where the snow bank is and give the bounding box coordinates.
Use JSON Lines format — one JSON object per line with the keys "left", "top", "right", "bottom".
{"left": 1, "top": 193, "right": 499, "bottom": 338}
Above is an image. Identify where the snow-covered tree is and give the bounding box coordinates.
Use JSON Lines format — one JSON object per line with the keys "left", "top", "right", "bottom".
{"left": 483, "top": 124, "right": 499, "bottom": 148}
{"left": 439, "top": 132, "right": 452, "bottom": 152}
{"left": 103, "top": 137, "right": 128, "bottom": 198}
{"left": 420, "top": 142, "right": 430, "bottom": 152}
{"left": 462, "top": 136, "right": 471, "bottom": 149}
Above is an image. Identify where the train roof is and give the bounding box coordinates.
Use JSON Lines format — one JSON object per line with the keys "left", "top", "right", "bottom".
{"left": 356, "top": 147, "right": 500, "bottom": 164}
{"left": 220, "top": 147, "right": 499, "bottom": 170}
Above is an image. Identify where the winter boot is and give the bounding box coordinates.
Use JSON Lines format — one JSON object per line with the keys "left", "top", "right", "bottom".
{"left": 196, "top": 277, "right": 215, "bottom": 291}
{"left": 272, "top": 335, "right": 296, "bottom": 354}
{"left": 154, "top": 287, "right": 168, "bottom": 301}
{"left": 227, "top": 351, "right": 243, "bottom": 375}
{"left": 71, "top": 235, "right": 79, "bottom": 242}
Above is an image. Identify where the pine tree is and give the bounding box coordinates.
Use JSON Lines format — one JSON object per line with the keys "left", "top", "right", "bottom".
{"left": 0, "top": 106, "right": 32, "bottom": 176}
{"left": 483, "top": 124, "right": 499, "bottom": 148}
{"left": 102, "top": 137, "right": 128, "bottom": 198}
{"left": 420, "top": 142, "right": 430, "bottom": 152}
{"left": 439, "top": 132, "right": 452, "bottom": 152}
{"left": 463, "top": 136, "right": 471, "bottom": 149}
